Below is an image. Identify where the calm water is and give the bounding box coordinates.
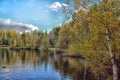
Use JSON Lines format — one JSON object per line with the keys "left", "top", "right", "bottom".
{"left": 0, "top": 49, "right": 93, "bottom": 80}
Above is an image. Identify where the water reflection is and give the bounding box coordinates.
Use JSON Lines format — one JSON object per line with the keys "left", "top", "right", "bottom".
{"left": 0, "top": 49, "right": 94, "bottom": 80}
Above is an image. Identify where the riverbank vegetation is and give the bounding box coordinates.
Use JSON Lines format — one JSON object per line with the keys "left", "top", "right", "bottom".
{"left": 50, "top": 0, "right": 120, "bottom": 80}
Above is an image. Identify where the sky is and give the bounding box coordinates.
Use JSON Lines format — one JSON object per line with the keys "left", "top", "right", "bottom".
{"left": 0, "top": 0, "right": 68, "bottom": 32}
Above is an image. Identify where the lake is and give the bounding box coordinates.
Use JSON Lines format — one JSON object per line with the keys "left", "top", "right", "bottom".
{"left": 0, "top": 49, "right": 94, "bottom": 80}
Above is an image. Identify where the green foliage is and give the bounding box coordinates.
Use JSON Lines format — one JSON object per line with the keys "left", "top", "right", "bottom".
{"left": 49, "top": 26, "right": 61, "bottom": 48}
{"left": 40, "top": 34, "right": 49, "bottom": 50}
{"left": 0, "top": 29, "right": 4, "bottom": 46}
{"left": 56, "top": 22, "right": 75, "bottom": 49}
{"left": 0, "top": 29, "right": 45, "bottom": 49}
{"left": 57, "top": 0, "right": 120, "bottom": 79}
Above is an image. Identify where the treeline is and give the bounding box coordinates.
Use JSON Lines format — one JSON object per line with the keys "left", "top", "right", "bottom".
{"left": 49, "top": 0, "right": 120, "bottom": 80}
{"left": 0, "top": 29, "right": 49, "bottom": 50}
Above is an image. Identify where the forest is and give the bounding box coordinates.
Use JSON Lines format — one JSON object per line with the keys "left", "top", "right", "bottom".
{"left": 0, "top": 29, "right": 49, "bottom": 50}
{"left": 0, "top": 0, "right": 120, "bottom": 80}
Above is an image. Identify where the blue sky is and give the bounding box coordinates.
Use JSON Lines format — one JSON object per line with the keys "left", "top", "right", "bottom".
{"left": 0, "top": 0, "right": 68, "bottom": 31}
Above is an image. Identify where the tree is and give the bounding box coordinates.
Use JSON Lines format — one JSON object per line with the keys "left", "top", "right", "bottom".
{"left": 87, "top": 1, "right": 120, "bottom": 79}
{"left": 21, "top": 32, "right": 27, "bottom": 48}
{"left": 40, "top": 33, "right": 49, "bottom": 50}
{"left": 37, "top": 30, "right": 44, "bottom": 47}
{"left": 56, "top": 22, "right": 74, "bottom": 49}
{"left": 60, "top": 0, "right": 120, "bottom": 79}
{"left": 0, "top": 29, "right": 4, "bottom": 46}
{"left": 49, "top": 26, "right": 61, "bottom": 48}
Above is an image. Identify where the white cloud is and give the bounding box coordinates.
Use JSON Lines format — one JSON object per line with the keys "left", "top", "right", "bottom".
{"left": 0, "top": 18, "right": 38, "bottom": 33}
{"left": 62, "top": 3, "right": 68, "bottom": 7}
{"left": 4, "top": 19, "right": 11, "bottom": 25}
{"left": 48, "top": 2, "right": 62, "bottom": 12}
{"left": 47, "top": 2, "right": 68, "bottom": 12}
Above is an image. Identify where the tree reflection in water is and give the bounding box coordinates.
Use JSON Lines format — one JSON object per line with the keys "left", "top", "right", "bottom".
{"left": 0, "top": 49, "right": 95, "bottom": 80}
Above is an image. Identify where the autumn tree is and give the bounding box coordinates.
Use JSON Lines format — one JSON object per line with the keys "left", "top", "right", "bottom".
{"left": 60, "top": 0, "right": 120, "bottom": 79}
{"left": 49, "top": 26, "right": 61, "bottom": 48}
{"left": 56, "top": 22, "right": 75, "bottom": 49}
{"left": 87, "top": 0, "right": 120, "bottom": 80}
{"left": 0, "top": 29, "right": 4, "bottom": 46}
{"left": 40, "top": 32, "right": 49, "bottom": 50}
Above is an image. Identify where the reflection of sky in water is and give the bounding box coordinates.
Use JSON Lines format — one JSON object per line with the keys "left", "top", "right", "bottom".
{"left": 0, "top": 50, "right": 72, "bottom": 80}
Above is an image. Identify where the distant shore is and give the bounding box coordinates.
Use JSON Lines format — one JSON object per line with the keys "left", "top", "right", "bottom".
{"left": 0, "top": 47, "right": 58, "bottom": 51}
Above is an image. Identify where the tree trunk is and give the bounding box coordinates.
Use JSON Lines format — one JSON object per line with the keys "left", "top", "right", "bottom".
{"left": 83, "top": 66, "right": 87, "bottom": 80}
{"left": 105, "top": 27, "right": 118, "bottom": 80}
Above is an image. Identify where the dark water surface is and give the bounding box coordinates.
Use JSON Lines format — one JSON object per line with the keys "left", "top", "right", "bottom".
{"left": 0, "top": 50, "right": 93, "bottom": 80}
